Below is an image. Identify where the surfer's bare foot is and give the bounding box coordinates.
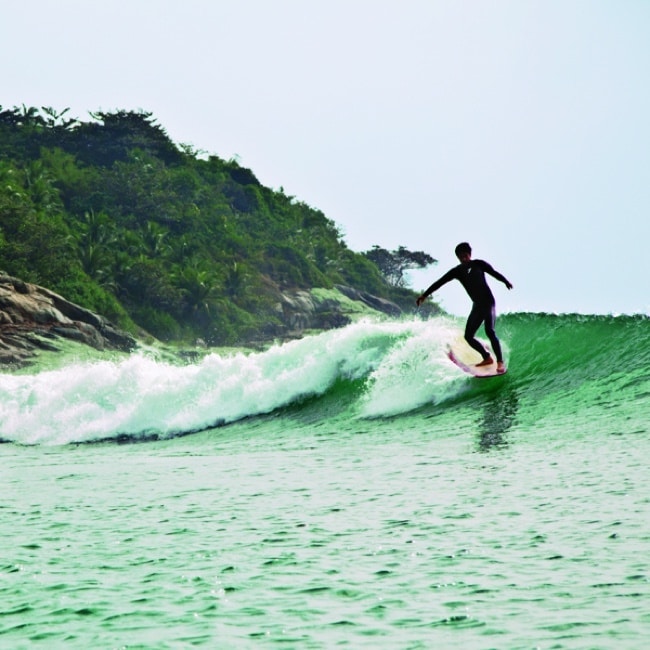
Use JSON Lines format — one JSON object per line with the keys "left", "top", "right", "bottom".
{"left": 475, "top": 356, "right": 494, "bottom": 367}
{"left": 496, "top": 361, "right": 506, "bottom": 374}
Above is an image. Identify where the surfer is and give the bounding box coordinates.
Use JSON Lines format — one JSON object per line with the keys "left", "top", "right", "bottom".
{"left": 416, "top": 242, "right": 513, "bottom": 373}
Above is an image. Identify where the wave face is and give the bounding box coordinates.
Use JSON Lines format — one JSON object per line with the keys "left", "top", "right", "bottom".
{"left": 1, "top": 313, "right": 649, "bottom": 445}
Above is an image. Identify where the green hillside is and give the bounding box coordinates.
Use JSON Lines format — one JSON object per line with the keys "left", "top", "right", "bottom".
{"left": 0, "top": 106, "right": 435, "bottom": 345}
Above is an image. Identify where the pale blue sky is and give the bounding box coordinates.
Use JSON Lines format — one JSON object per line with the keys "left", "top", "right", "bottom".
{"left": 3, "top": 0, "right": 649, "bottom": 315}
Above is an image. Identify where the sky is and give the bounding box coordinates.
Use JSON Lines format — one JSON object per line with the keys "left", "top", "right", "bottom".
{"left": 3, "top": 0, "right": 650, "bottom": 316}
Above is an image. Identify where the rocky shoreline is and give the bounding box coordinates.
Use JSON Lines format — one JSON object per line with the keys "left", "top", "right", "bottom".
{"left": 0, "top": 274, "right": 137, "bottom": 367}
{"left": 0, "top": 274, "right": 406, "bottom": 369}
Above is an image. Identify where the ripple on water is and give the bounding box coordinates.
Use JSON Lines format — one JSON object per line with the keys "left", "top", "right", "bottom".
{"left": 1, "top": 420, "right": 649, "bottom": 648}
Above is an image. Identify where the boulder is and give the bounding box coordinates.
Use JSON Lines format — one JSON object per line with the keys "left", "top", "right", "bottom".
{"left": 277, "top": 285, "right": 402, "bottom": 336}
{"left": 334, "top": 285, "right": 402, "bottom": 317}
{"left": 0, "top": 274, "right": 137, "bottom": 367}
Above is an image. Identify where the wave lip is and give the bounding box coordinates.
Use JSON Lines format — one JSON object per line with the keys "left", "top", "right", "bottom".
{"left": 0, "top": 319, "right": 450, "bottom": 444}
{"left": 2, "top": 313, "right": 648, "bottom": 445}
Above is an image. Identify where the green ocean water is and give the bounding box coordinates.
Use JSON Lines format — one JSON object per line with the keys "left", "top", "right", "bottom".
{"left": 1, "top": 313, "right": 649, "bottom": 648}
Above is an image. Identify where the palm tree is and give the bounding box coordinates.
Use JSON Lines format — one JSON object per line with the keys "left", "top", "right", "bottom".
{"left": 174, "top": 263, "right": 220, "bottom": 319}
{"left": 76, "top": 210, "right": 116, "bottom": 285}
{"left": 140, "top": 221, "right": 170, "bottom": 258}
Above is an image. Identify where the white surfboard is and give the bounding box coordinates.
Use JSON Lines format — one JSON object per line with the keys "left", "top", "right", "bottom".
{"left": 447, "top": 341, "right": 506, "bottom": 378}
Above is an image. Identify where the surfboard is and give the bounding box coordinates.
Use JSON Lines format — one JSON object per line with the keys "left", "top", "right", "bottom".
{"left": 447, "top": 343, "right": 507, "bottom": 378}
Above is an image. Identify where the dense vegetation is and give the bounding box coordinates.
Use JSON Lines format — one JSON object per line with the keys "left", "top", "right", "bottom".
{"left": 0, "top": 106, "right": 435, "bottom": 345}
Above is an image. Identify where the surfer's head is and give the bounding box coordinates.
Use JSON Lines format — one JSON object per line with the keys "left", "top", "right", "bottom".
{"left": 455, "top": 242, "right": 472, "bottom": 263}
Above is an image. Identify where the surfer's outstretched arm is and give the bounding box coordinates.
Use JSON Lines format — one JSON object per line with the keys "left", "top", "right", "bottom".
{"left": 416, "top": 269, "right": 456, "bottom": 306}
{"left": 484, "top": 263, "right": 513, "bottom": 290}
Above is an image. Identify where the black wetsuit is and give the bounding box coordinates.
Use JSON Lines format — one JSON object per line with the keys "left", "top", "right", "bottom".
{"left": 422, "top": 260, "right": 509, "bottom": 362}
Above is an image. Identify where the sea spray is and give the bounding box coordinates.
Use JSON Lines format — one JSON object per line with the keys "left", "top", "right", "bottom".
{"left": 3, "top": 312, "right": 646, "bottom": 445}
{"left": 359, "top": 318, "right": 469, "bottom": 417}
{"left": 0, "top": 318, "right": 467, "bottom": 445}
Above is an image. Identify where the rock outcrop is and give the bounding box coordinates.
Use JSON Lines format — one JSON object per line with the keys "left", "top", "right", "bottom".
{"left": 276, "top": 285, "right": 402, "bottom": 336}
{"left": 0, "top": 274, "right": 137, "bottom": 367}
{"left": 0, "top": 274, "right": 406, "bottom": 366}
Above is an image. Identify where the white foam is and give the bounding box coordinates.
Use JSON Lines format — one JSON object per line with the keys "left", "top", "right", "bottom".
{"left": 0, "top": 317, "right": 469, "bottom": 444}
{"left": 358, "top": 318, "right": 466, "bottom": 417}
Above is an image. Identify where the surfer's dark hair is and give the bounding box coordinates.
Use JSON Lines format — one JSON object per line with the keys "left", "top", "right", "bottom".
{"left": 455, "top": 242, "right": 471, "bottom": 256}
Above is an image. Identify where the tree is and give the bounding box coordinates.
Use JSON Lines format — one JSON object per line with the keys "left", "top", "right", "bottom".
{"left": 0, "top": 105, "right": 435, "bottom": 344}
{"left": 74, "top": 110, "right": 182, "bottom": 166}
{"left": 75, "top": 210, "right": 117, "bottom": 286}
{"left": 363, "top": 245, "right": 437, "bottom": 288}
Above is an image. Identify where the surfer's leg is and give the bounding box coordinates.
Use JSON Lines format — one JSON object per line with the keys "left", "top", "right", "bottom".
{"left": 465, "top": 305, "right": 491, "bottom": 361}
{"left": 483, "top": 304, "right": 503, "bottom": 363}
